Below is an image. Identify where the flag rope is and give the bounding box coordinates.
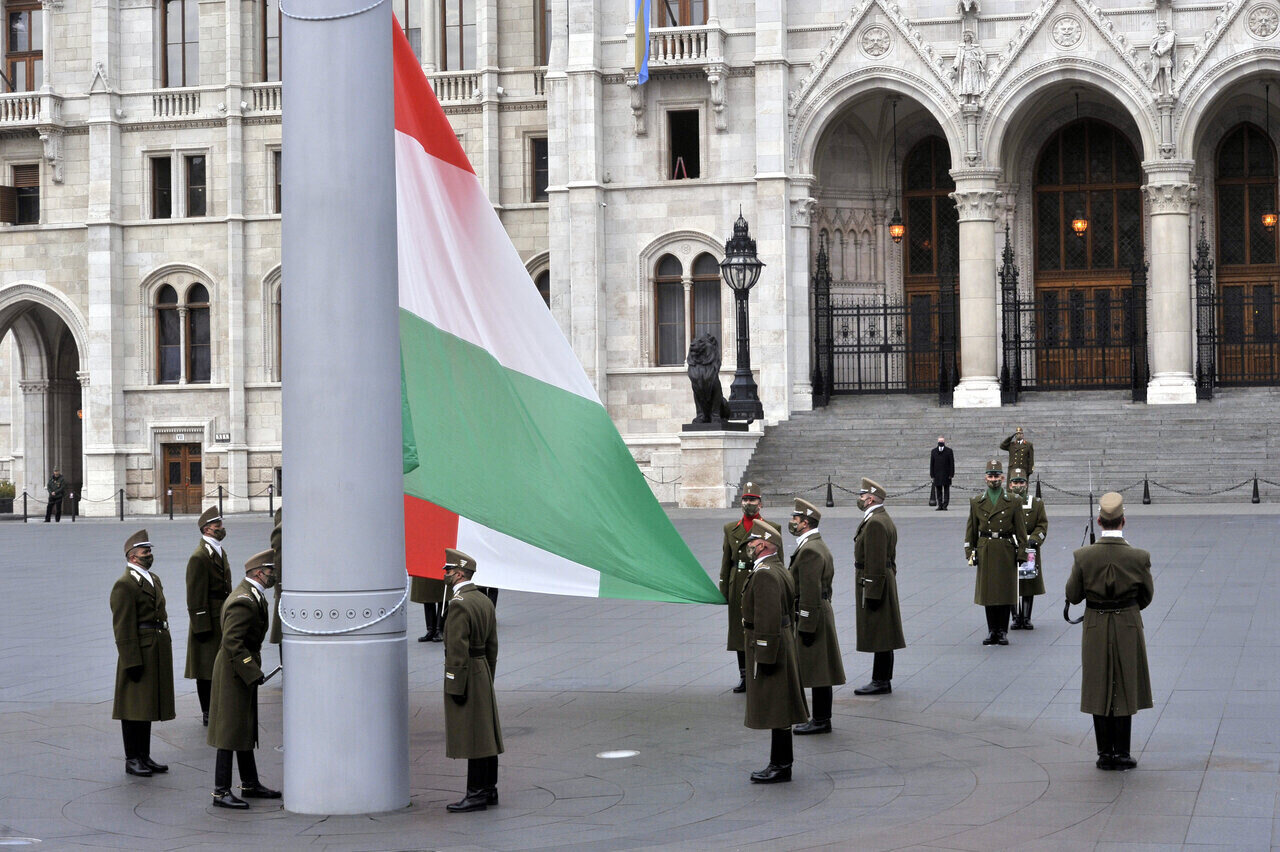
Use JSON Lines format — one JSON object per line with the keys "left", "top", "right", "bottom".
{"left": 277, "top": 576, "right": 410, "bottom": 636}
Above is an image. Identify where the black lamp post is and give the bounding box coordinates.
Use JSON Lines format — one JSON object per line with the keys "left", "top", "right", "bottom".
{"left": 721, "top": 212, "right": 765, "bottom": 423}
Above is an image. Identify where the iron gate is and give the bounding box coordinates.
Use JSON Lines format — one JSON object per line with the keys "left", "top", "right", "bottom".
{"left": 1194, "top": 221, "right": 1280, "bottom": 398}
{"left": 812, "top": 238, "right": 958, "bottom": 404}
{"left": 999, "top": 227, "right": 1149, "bottom": 403}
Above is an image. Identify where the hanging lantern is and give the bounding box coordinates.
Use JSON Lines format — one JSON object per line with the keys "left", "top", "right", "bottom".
{"left": 890, "top": 98, "right": 905, "bottom": 247}
{"left": 1264, "top": 212, "right": 1279, "bottom": 233}
{"left": 1071, "top": 211, "right": 1088, "bottom": 238}
{"left": 1263, "top": 84, "right": 1278, "bottom": 233}
{"left": 889, "top": 209, "right": 905, "bottom": 244}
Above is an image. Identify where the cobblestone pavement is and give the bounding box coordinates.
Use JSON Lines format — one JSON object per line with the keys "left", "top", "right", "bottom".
{"left": 2, "top": 502, "right": 1278, "bottom": 850}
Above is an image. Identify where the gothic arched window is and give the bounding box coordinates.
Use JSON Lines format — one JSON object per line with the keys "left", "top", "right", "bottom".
{"left": 1216, "top": 123, "right": 1277, "bottom": 267}
{"left": 156, "top": 284, "right": 180, "bottom": 383}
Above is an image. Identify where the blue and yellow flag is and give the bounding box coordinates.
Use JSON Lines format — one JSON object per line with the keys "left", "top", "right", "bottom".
{"left": 634, "top": 0, "right": 651, "bottom": 84}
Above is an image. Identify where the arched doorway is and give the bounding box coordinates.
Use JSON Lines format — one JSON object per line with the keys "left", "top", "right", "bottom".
{"left": 0, "top": 299, "right": 84, "bottom": 503}
{"left": 1214, "top": 123, "right": 1280, "bottom": 383}
{"left": 902, "top": 135, "right": 959, "bottom": 388}
{"left": 1031, "top": 118, "right": 1145, "bottom": 387}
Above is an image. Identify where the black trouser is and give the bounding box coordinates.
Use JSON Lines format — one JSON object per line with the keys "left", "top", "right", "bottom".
{"left": 481, "top": 587, "right": 499, "bottom": 606}
{"left": 872, "top": 650, "right": 894, "bottom": 682}
{"left": 984, "top": 605, "right": 1011, "bottom": 634}
{"left": 214, "top": 748, "right": 259, "bottom": 791}
{"left": 769, "top": 728, "right": 793, "bottom": 766}
{"left": 44, "top": 497, "right": 62, "bottom": 522}
{"left": 421, "top": 602, "right": 441, "bottom": 635}
{"left": 465, "top": 755, "right": 499, "bottom": 791}
{"left": 196, "top": 678, "right": 211, "bottom": 713}
{"left": 1019, "top": 596, "right": 1035, "bottom": 621}
{"left": 931, "top": 481, "right": 949, "bottom": 508}
{"left": 1092, "top": 714, "right": 1133, "bottom": 756}
{"left": 735, "top": 650, "right": 745, "bottom": 675}
{"left": 810, "top": 686, "right": 832, "bottom": 722}
{"left": 120, "top": 720, "right": 151, "bottom": 760}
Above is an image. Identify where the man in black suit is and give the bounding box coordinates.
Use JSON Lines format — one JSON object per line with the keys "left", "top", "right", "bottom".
{"left": 930, "top": 436, "right": 955, "bottom": 510}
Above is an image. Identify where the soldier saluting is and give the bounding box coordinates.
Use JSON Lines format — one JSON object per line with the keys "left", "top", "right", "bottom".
{"left": 964, "top": 459, "right": 1028, "bottom": 645}
{"left": 185, "top": 506, "right": 233, "bottom": 726}
{"left": 1008, "top": 468, "right": 1047, "bottom": 630}
{"left": 1066, "top": 493, "right": 1154, "bottom": 771}
{"left": 787, "top": 498, "right": 845, "bottom": 735}
{"left": 999, "top": 426, "right": 1034, "bottom": 476}
{"left": 720, "top": 482, "right": 772, "bottom": 694}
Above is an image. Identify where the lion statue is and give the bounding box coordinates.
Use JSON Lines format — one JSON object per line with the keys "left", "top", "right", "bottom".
{"left": 687, "top": 333, "right": 733, "bottom": 423}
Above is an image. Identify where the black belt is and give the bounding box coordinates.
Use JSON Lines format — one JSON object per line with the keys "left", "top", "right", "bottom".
{"left": 979, "top": 531, "right": 1011, "bottom": 540}
{"left": 138, "top": 621, "right": 168, "bottom": 631}
{"left": 1085, "top": 597, "right": 1139, "bottom": 613}
{"left": 742, "top": 618, "right": 790, "bottom": 630}
{"left": 821, "top": 592, "right": 831, "bottom": 600}
{"left": 467, "top": 647, "right": 487, "bottom": 657}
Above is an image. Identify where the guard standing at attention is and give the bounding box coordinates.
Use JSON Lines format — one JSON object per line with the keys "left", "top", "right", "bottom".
{"left": 110, "top": 529, "right": 176, "bottom": 777}
{"left": 788, "top": 498, "right": 845, "bottom": 735}
{"left": 207, "top": 550, "right": 281, "bottom": 809}
{"left": 999, "top": 426, "right": 1034, "bottom": 476}
{"left": 1066, "top": 493, "right": 1154, "bottom": 771}
{"left": 1008, "top": 468, "right": 1047, "bottom": 630}
{"left": 185, "top": 506, "right": 233, "bottom": 726}
{"left": 740, "top": 521, "right": 809, "bottom": 784}
{"left": 721, "top": 482, "right": 772, "bottom": 693}
{"left": 964, "top": 460, "right": 1028, "bottom": 646}
{"left": 411, "top": 568, "right": 447, "bottom": 643}
{"left": 441, "top": 548, "right": 503, "bottom": 813}
{"left": 853, "top": 478, "right": 906, "bottom": 695}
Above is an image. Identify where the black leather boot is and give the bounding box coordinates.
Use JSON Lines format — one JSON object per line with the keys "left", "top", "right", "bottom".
{"left": 446, "top": 789, "right": 490, "bottom": 812}
{"left": 212, "top": 789, "right": 249, "bottom": 809}
{"left": 749, "top": 763, "right": 792, "bottom": 783}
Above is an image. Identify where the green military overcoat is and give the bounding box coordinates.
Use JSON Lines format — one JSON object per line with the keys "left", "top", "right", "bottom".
{"left": 1065, "top": 536, "right": 1154, "bottom": 716}
{"left": 443, "top": 584, "right": 503, "bottom": 759}
{"left": 789, "top": 531, "right": 846, "bottom": 688}
{"left": 964, "top": 490, "right": 1028, "bottom": 606}
{"left": 269, "top": 509, "right": 283, "bottom": 645}
{"left": 111, "top": 566, "right": 177, "bottom": 722}
{"left": 410, "top": 575, "right": 447, "bottom": 605}
{"left": 184, "top": 538, "right": 233, "bottom": 679}
{"left": 999, "top": 434, "right": 1035, "bottom": 475}
{"left": 207, "top": 580, "right": 268, "bottom": 751}
{"left": 720, "top": 515, "right": 774, "bottom": 652}
{"left": 854, "top": 507, "right": 907, "bottom": 653}
{"left": 742, "top": 555, "right": 809, "bottom": 730}
{"left": 1018, "top": 495, "right": 1048, "bottom": 597}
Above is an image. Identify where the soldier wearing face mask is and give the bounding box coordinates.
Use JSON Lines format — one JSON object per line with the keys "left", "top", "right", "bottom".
{"left": 720, "top": 482, "right": 775, "bottom": 694}
{"left": 186, "top": 506, "right": 233, "bottom": 726}
{"left": 1007, "top": 469, "right": 1047, "bottom": 630}
{"left": 111, "top": 529, "right": 176, "bottom": 777}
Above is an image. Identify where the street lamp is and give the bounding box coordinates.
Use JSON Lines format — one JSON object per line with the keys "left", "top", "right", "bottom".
{"left": 721, "top": 211, "right": 765, "bottom": 423}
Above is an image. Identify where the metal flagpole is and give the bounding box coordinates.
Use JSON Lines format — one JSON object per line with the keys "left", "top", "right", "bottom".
{"left": 280, "top": 0, "right": 409, "bottom": 814}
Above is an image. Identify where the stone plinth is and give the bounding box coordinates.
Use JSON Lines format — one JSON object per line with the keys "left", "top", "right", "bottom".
{"left": 678, "top": 429, "right": 762, "bottom": 508}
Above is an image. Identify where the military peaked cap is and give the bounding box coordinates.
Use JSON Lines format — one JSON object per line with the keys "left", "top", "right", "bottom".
{"left": 124, "top": 529, "right": 152, "bottom": 557}
{"left": 740, "top": 481, "right": 761, "bottom": 499}
{"left": 792, "top": 497, "right": 821, "bottom": 524}
{"left": 1009, "top": 467, "right": 1028, "bottom": 482}
{"left": 444, "top": 547, "right": 478, "bottom": 574}
{"left": 746, "top": 519, "right": 781, "bottom": 544}
{"left": 245, "top": 549, "right": 275, "bottom": 573}
{"left": 198, "top": 505, "right": 222, "bottom": 529}
{"left": 1015, "top": 426, "right": 1024, "bottom": 434}
{"left": 1098, "top": 492, "right": 1124, "bottom": 521}
{"left": 859, "top": 478, "right": 886, "bottom": 499}
{"left": 986, "top": 459, "right": 1004, "bottom": 474}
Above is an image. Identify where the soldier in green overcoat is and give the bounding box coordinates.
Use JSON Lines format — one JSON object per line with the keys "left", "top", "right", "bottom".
{"left": 853, "top": 478, "right": 906, "bottom": 695}
{"left": 1007, "top": 469, "right": 1048, "bottom": 630}
{"left": 441, "top": 548, "right": 503, "bottom": 813}
{"left": 999, "top": 427, "right": 1034, "bottom": 475}
{"left": 740, "top": 521, "right": 809, "bottom": 785}
{"left": 1066, "top": 493, "right": 1154, "bottom": 771}
{"left": 720, "top": 482, "right": 775, "bottom": 693}
{"left": 410, "top": 569, "right": 447, "bottom": 644}
{"left": 787, "top": 497, "right": 845, "bottom": 735}
{"left": 110, "top": 529, "right": 175, "bottom": 777}
{"left": 207, "top": 550, "right": 280, "bottom": 809}
{"left": 964, "top": 459, "right": 1028, "bottom": 646}
{"left": 268, "top": 507, "right": 283, "bottom": 646}
{"left": 185, "top": 506, "right": 232, "bottom": 725}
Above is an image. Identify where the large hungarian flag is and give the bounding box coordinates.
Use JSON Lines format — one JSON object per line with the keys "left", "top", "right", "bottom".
{"left": 393, "top": 22, "right": 722, "bottom": 605}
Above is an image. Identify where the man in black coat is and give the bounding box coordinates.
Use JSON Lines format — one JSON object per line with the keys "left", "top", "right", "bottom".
{"left": 45, "top": 469, "right": 67, "bottom": 522}
{"left": 930, "top": 437, "right": 955, "bottom": 510}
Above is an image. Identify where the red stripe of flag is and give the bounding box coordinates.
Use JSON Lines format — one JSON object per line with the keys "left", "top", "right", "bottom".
{"left": 403, "top": 495, "right": 458, "bottom": 580}
{"left": 392, "top": 17, "right": 473, "bottom": 174}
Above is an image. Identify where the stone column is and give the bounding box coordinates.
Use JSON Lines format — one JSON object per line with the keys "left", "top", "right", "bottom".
{"left": 949, "top": 169, "right": 1002, "bottom": 407}
{"left": 476, "top": 0, "right": 500, "bottom": 206}
{"left": 418, "top": 0, "right": 437, "bottom": 71}
{"left": 19, "top": 380, "right": 48, "bottom": 495}
{"left": 787, "top": 187, "right": 816, "bottom": 412}
{"left": 1142, "top": 161, "right": 1196, "bottom": 404}
{"left": 224, "top": 1, "right": 250, "bottom": 510}
{"left": 39, "top": 0, "right": 58, "bottom": 93}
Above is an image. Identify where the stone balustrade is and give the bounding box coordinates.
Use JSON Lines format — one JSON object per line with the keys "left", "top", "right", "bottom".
{"left": 246, "top": 82, "right": 282, "bottom": 113}
{"left": 649, "top": 25, "right": 712, "bottom": 65}
{"left": 0, "top": 93, "right": 41, "bottom": 124}
{"left": 428, "top": 71, "right": 479, "bottom": 103}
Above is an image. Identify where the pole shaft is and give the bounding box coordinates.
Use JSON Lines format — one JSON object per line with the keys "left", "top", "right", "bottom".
{"left": 281, "top": 0, "right": 409, "bottom": 815}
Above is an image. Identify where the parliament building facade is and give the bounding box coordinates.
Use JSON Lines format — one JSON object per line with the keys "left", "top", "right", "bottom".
{"left": 1, "top": 0, "right": 1278, "bottom": 511}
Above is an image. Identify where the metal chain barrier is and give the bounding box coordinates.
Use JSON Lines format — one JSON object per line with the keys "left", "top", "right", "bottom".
{"left": 641, "top": 471, "right": 681, "bottom": 485}
{"left": 276, "top": 575, "right": 410, "bottom": 636}
{"left": 1038, "top": 481, "right": 1093, "bottom": 499}
{"left": 1148, "top": 479, "right": 1251, "bottom": 497}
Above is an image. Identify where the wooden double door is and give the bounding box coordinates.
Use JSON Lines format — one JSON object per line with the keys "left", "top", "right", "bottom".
{"left": 1029, "top": 275, "right": 1143, "bottom": 389}
{"left": 162, "top": 442, "right": 204, "bottom": 514}
{"left": 1216, "top": 272, "right": 1280, "bottom": 383}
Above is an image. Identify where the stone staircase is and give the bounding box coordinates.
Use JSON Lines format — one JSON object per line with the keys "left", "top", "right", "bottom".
{"left": 741, "top": 388, "right": 1280, "bottom": 505}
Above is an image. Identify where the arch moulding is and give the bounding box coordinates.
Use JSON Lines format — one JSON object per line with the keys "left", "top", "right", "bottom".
{"left": 636, "top": 230, "right": 724, "bottom": 369}
{"left": 1174, "top": 48, "right": 1280, "bottom": 157}
{"left": 0, "top": 281, "right": 90, "bottom": 374}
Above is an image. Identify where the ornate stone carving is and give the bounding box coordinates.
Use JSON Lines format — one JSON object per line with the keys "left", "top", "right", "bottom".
{"left": 1249, "top": 4, "right": 1280, "bottom": 38}
{"left": 989, "top": 0, "right": 1057, "bottom": 88}
{"left": 1177, "top": 0, "right": 1247, "bottom": 93}
{"left": 949, "top": 189, "right": 1001, "bottom": 221}
{"left": 1071, "top": 0, "right": 1147, "bottom": 84}
{"left": 861, "top": 25, "right": 891, "bottom": 57}
{"left": 959, "top": 0, "right": 980, "bottom": 14}
{"left": 1146, "top": 21, "right": 1177, "bottom": 95}
{"left": 792, "top": 197, "right": 819, "bottom": 227}
{"left": 1051, "top": 15, "right": 1082, "bottom": 48}
{"left": 626, "top": 76, "right": 646, "bottom": 136}
{"left": 951, "top": 31, "right": 987, "bottom": 102}
{"left": 89, "top": 61, "right": 112, "bottom": 94}
{"left": 1142, "top": 181, "right": 1195, "bottom": 215}
{"left": 40, "top": 0, "right": 63, "bottom": 10}
{"left": 705, "top": 64, "right": 727, "bottom": 131}
{"left": 39, "top": 129, "right": 63, "bottom": 183}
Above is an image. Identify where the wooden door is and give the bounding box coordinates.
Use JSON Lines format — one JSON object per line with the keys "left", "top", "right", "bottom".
{"left": 162, "top": 443, "right": 203, "bottom": 514}
{"left": 1033, "top": 277, "right": 1135, "bottom": 388}
{"left": 1218, "top": 276, "right": 1280, "bottom": 383}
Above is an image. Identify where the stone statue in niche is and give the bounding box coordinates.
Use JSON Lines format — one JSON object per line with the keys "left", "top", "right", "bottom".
{"left": 952, "top": 31, "right": 987, "bottom": 101}
{"left": 686, "top": 334, "right": 733, "bottom": 425}
{"left": 1147, "top": 20, "right": 1176, "bottom": 94}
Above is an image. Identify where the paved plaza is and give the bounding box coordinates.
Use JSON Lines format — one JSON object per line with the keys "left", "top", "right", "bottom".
{"left": 2, "top": 502, "right": 1279, "bottom": 850}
